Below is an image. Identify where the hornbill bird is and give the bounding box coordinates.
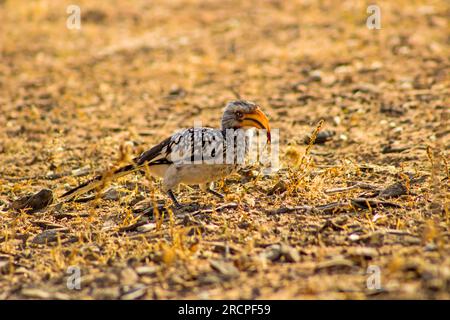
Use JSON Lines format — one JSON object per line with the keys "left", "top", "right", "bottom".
{"left": 60, "top": 100, "right": 271, "bottom": 208}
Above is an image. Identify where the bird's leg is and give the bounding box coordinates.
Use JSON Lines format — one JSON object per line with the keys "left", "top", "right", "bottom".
{"left": 167, "top": 189, "right": 183, "bottom": 209}
{"left": 207, "top": 188, "right": 224, "bottom": 199}
{"left": 167, "top": 189, "right": 200, "bottom": 212}
{"left": 205, "top": 182, "right": 224, "bottom": 199}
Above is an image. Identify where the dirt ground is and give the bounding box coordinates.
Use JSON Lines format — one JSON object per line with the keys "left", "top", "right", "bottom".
{"left": 0, "top": 0, "right": 449, "bottom": 299}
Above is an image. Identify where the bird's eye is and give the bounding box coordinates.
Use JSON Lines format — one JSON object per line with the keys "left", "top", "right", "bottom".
{"left": 235, "top": 111, "right": 243, "bottom": 119}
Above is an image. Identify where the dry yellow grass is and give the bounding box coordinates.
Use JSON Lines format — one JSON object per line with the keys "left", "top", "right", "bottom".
{"left": 0, "top": 0, "right": 449, "bottom": 299}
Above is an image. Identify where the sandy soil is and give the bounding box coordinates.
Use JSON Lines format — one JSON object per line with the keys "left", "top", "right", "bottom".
{"left": 0, "top": 0, "right": 449, "bottom": 299}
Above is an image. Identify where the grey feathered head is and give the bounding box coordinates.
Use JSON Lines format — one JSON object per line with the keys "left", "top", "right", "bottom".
{"left": 221, "top": 100, "right": 271, "bottom": 142}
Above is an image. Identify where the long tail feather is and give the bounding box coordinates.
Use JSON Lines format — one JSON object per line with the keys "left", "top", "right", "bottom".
{"left": 59, "top": 164, "right": 140, "bottom": 201}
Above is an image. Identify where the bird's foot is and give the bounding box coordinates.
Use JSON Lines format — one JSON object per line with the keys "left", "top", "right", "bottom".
{"left": 173, "top": 202, "right": 201, "bottom": 212}
{"left": 207, "top": 188, "right": 224, "bottom": 199}
{"left": 140, "top": 203, "right": 169, "bottom": 216}
{"left": 167, "top": 189, "right": 183, "bottom": 208}
{"left": 166, "top": 190, "right": 202, "bottom": 212}
{"left": 140, "top": 202, "right": 200, "bottom": 218}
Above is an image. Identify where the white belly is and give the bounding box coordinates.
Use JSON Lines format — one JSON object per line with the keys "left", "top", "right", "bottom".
{"left": 146, "top": 164, "right": 170, "bottom": 178}
{"left": 162, "top": 164, "right": 236, "bottom": 191}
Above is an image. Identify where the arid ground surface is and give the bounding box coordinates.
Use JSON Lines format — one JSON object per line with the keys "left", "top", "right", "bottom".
{"left": 0, "top": 0, "right": 449, "bottom": 299}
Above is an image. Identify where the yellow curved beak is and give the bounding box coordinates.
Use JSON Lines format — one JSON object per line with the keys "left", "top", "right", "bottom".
{"left": 241, "top": 108, "right": 271, "bottom": 143}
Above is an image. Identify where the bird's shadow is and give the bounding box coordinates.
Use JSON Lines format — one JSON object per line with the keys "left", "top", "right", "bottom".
{"left": 139, "top": 202, "right": 207, "bottom": 217}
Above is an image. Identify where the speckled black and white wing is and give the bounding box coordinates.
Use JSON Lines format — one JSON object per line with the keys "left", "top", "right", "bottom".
{"left": 136, "top": 127, "right": 227, "bottom": 166}
{"left": 134, "top": 136, "right": 173, "bottom": 166}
